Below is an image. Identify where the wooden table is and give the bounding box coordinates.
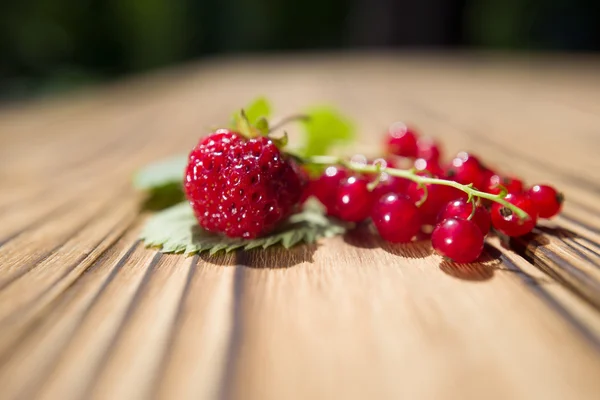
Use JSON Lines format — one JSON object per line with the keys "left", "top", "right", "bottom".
{"left": 1, "top": 53, "right": 600, "bottom": 400}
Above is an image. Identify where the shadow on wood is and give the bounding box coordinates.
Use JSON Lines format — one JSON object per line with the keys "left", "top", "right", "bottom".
{"left": 381, "top": 240, "right": 432, "bottom": 259}
{"left": 438, "top": 246, "right": 501, "bottom": 282}
{"left": 344, "top": 224, "right": 432, "bottom": 259}
{"left": 485, "top": 244, "right": 552, "bottom": 285}
{"left": 199, "top": 252, "right": 237, "bottom": 266}
{"left": 238, "top": 244, "right": 318, "bottom": 269}
{"left": 342, "top": 224, "right": 379, "bottom": 249}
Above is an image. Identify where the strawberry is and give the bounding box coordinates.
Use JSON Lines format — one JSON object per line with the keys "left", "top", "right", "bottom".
{"left": 184, "top": 129, "right": 304, "bottom": 238}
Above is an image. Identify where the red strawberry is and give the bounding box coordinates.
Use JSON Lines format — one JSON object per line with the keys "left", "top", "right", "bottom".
{"left": 184, "top": 129, "right": 304, "bottom": 239}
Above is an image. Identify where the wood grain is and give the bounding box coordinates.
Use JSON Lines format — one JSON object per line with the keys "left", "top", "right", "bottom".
{"left": 1, "top": 53, "right": 600, "bottom": 400}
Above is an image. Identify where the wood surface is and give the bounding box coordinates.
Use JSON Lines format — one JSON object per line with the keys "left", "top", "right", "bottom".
{"left": 1, "top": 53, "right": 600, "bottom": 400}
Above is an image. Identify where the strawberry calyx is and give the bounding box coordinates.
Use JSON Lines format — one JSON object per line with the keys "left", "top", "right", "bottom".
{"left": 233, "top": 109, "right": 310, "bottom": 152}
{"left": 233, "top": 109, "right": 266, "bottom": 139}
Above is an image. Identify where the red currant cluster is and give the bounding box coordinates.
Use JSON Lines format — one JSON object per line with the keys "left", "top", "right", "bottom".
{"left": 306, "top": 122, "right": 564, "bottom": 263}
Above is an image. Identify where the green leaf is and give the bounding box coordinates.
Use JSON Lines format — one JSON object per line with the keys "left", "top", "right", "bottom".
{"left": 245, "top": 97, "right": 271, "bottom": 124}
{"left": 231, "top": 97, "right": 272, "bottom": 128}
{"left": 255, "top": 117, "right": 270, "bottom": 135}
{"left": 141, "top": 183, "right": 186, "bottom": 211}
{"left": 133, "top": 155, "right": 187, "bottom": 190}
{"left": 133, "top": 155, "right": 187, "bottom": 210}
{"left": 299, "top": 106, "right": 355, "bottom": 158}
{"left": 139, "top": 199, "right": 347, "bottom": 255}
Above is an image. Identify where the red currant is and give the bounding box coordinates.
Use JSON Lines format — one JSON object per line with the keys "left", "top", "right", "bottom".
{"left": 446, "top": 152, "right": 485, "bottom": 189}
{"left": 416, "top": 136, "right": 441, "bottom": 161}
{"left": 383, "top": 157, "right": 401, "bottom": 169}
{"left": 480, "top": 167, "right": 495, "bottom": 189}
{"left": 365, "top": 159, "right": 410, "bottom": 199}
{"left": 445, "top": 185, "right": 469, "bottom": 203}
{"left": 432, "top": 217, "right": 484, "bottom": 263}
{"left": 372, "top": 172, "right": 411, "bottom": 199}
{"left": 414, "top": 158, "right": 443, "bottom": 177}
{"left": 371, "top": 193, "right": 422, "bottom": 243}
{"left": 335, "top": 176, "right": 376, "bottom": 222}
{"left": 481, "top": 164, "right": 495, "bottom": 175}
{"left": 485, "top": 174, "right": 524, "bottom": 195}
{"left": 437, "top": 199, "right": 491, "bottom": 236}
{"left": 503, "top": 176, "right": 524, "bottom": 193}
{"left": 527, "top": 184, "right": 564, "bottom": 218}
{"left": 313, "top": 165, "right": 348, "bottom": 214}
{"left": 386, "top": 122, "right": 418, "bottom": 158}
{"left": 407, "top": 181, "right": 456, "bottom": 225}
{"left": 491, "top": 193, "right": 538, "bottom": 237}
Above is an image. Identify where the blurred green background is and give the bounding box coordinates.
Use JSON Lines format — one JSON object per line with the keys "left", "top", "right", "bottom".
{"left": 1, "top": 0, "right": 599, "bottom": 101}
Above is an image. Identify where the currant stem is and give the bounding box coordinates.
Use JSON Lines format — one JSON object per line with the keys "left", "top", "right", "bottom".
{"left": 467, "top": 198, "right": 477, "bottom": 220}
{"left": 415, "top": 183, "right": 428, "bottom": 208}
{"left": 269, "top": 114, "right": 310, "bottom": 133}
{"left": 304, "top": 155, "right": 531, "bottom": 220}
{"left": 366, "top": 163, "right": 383, "bottom": 192}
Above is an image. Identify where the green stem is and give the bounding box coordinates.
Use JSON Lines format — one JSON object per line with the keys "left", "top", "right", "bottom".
{"left": 269, "top": 114, "right": 310, "bottom": 133}
{"left": 467, "top": 198, "right": 478, "bottom": 220}
{"left": 304, "top": 155, "right": 531, "bottom": 220}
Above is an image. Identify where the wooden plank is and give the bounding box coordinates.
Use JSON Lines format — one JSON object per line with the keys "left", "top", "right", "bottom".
{"left": 224, "top": 237, "right": 600, "bottom": 400}
{"left": 0, "top": 54, "right": 599, "bottom": 400}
